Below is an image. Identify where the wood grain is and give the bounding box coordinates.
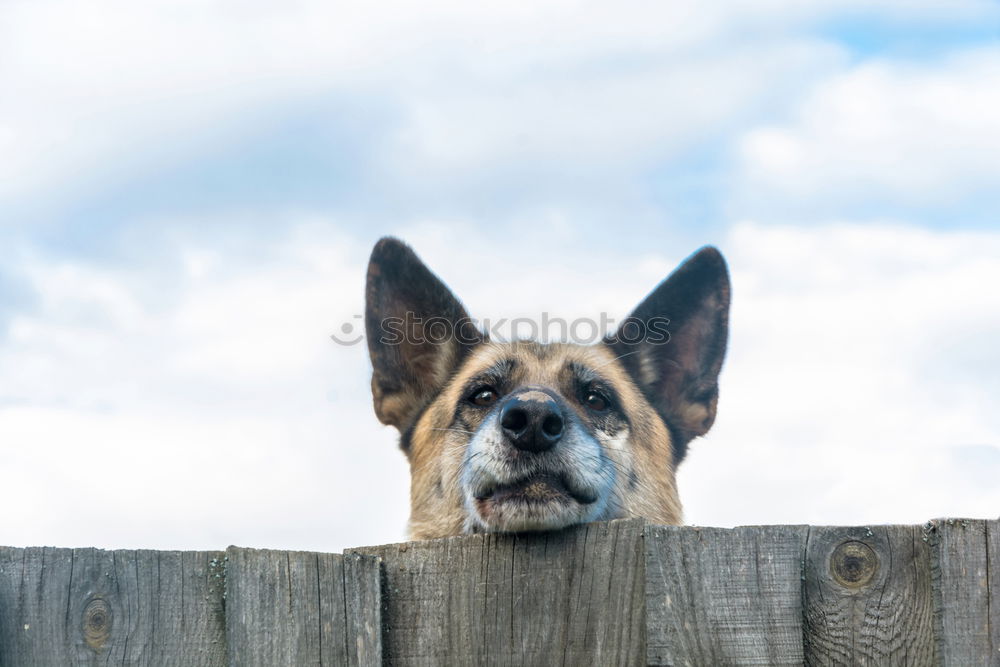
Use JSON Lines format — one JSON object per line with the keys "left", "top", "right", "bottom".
{"left": 223, "top": 547, "right": 381, "bottom": 667}
{"left": 351, "top": 518, "right": 646, "bottom": 667}
{"left": 928, "top": 519, "right": 1000, "bottom": 666}
{"left": 803, "top": 525, "right": 935, "bottom": 666}
{"left": 645, "top": 524, "right": 807, "bottom": 666}
{"left": 0, "top": 547, "right": 226, "bottom": 666}
{"left": 3, "top": 518, "right": 999, "bottom": 665}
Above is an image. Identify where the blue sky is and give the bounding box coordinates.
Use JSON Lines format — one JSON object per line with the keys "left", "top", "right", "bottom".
{"left": 1, "top": 0, "right": 999, "bottom": 551}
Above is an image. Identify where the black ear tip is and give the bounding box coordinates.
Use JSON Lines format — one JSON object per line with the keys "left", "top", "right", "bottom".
{"left": 370, "top": 236, "right": 413, "bottom": 264}
{"left": 368, "top": 237, "right": 425, "bottom": 282}
{"left": 686, "top": 245, "right": 729, "bottom": 279}
{"left": 692, "top": 245, "right": 725, "bottom": 266}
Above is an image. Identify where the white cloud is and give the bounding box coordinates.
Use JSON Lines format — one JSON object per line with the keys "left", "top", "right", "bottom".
{"left": 0, "top": 223, "right": 412, "bottom": 552}
{"left": 3, "top": 0, "right": 1000, "bottom": 551}
{"left": 734, "top": 47, "right": 1000, "bottom": 212}
{"left": 680, "top": 221, "right": 1000, "bottom": 527}
{"left": 385, "top": 40, "right": 843, "bottom": 187}
{"left": 2, "top": 220, "right": 999, "bottom": 552}
{"left": 4, "top": 0, "right": 994, "bottom": 204}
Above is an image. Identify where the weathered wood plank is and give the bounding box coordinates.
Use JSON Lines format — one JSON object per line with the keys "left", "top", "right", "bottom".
{"left": 645, "top": 524, "right": 807, "bottom": 666}
{"left": 0, "top": 547, "right": 226, "bottom": 666}
{"left": 928, "top": 518, "right": 1000, "bottom": 666}
{"left": 802, "top": 525, "right": 935, "bottom": 666}
{"left": 991, "top": 521, "right": 1000, "bottom": 664}
{"left": 223, "top": 547, "right": 381, "bottom": 667}
{"left": 350, "top": 518, "right": 646, "bottom": 667}
{"left": 3, "top": 518, "right": 998, "bottom": 666}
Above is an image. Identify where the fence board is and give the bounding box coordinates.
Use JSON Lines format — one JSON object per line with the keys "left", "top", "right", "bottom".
{"left": 223, "top": 547, "right": 381, "bottom": 667}
{"left": 644, "top": 524, "right": 807, "bottom": 666}
{"left": 991, "top": 522, "right": 1000, "bottom": 664}
{"left": 0, "top": 547, "right": 226, "bottom": 667}
{"left": 802, "top": 525, "right": 935, "bottom": 666}
{"left": 4, "top": 518, "right": 1000, "bottom": 666}
{"left": 929, "top": 519, "right": 1000, "bottom": 666}
{"left": 351, "top": 518, "right": 646, "bottom": 667}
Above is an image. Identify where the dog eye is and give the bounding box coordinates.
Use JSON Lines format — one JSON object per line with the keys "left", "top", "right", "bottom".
{"left": 469, "top": 387, "right": 499, "bottom": 407}
{"left": 584, "top": 392, "right": 609, "bottom": 412}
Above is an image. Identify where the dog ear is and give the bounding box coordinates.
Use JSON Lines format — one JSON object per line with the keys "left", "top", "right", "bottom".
{"left": 366, "top": 237, "right": 483, "bottom": 432}
{"left": 606, "top": 246, "right": 730, "bottom": 463}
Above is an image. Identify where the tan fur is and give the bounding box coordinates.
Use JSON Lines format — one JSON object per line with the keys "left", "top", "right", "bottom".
{"left": 405, "top": 341, "right": 683, "bottom": 540}
{"left": 366, "top": 238, "right": 729, "bottom": 539}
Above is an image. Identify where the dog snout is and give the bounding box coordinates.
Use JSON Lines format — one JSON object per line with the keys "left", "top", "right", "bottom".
{"left": 498, "top": 390, "right": 564, "bottom": 453}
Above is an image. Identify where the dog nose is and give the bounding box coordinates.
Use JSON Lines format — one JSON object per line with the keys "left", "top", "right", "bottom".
{"left": 498, "top": 392, "right": 564, "bottom": 453}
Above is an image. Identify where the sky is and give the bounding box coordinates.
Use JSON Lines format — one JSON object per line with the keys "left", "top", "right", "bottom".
{"left": 1, "top": 0, "right": 999, "bottom": 553}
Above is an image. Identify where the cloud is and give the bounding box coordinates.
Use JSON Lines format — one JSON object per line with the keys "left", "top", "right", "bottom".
{"left": 3, "top": 0, "right": 994, "bottom": 214}
{"left": 2, "top": 219, "right": 999, "bottom": 552}
{"left": 3, "top": 1, "right": 1000, "bottom": 551}
{"left": 0, "top": 222, "right": 412, "bottom": 551}
{"left": 0, "top": 216, "right": 687, "bottom": 552}
{"left": 733, "top": 47, "right": 1000, "bottom": 219}
{"left": 680, "top": 221, "right": 1000, "bottom": 526}
{"left": 383, "top": 40, "right": 843, "bottom": 193}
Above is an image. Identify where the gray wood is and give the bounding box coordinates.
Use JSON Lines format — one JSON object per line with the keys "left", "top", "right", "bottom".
{"left": 0, "top": 547, "right": 226, "bottom": 666}
{"left": 223, "top": 547, "right": 381, "bottom": 667}
{"left": 4, "top": 518, "right": 1000, "bottom": 665}
{"left": 350, "top": 518, "right": 646, "bottom": 667}
{"left": 991, "top": 521, "right": 1000, "bottom": 664}
{"left": 644, "top": 524, "right": 807, "bottom": 666}
{"left": 802, "top": 525, "right": 935, "bottom": 666}
{"left": 928, "top": 518, "right": 1000, "bottom": 666}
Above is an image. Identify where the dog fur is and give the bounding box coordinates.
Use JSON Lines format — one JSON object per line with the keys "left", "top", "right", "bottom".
{"left": 365, "top": 237, "right": 730, "bottom": 539}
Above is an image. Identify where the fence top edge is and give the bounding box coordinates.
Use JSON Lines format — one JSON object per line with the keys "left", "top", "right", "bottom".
{"left": 3, "top": 518, "right": 996, "bottom": 556}
{"left": 0, "top": 545, "right": 226, "bottom": 557}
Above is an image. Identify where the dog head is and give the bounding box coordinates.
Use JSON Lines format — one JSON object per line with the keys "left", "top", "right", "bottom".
{"left": 365, "top": 237, "right": 729, "bottom": 539}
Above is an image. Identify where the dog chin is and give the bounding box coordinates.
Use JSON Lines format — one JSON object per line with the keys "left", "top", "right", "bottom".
{"left": 464, "top": 476, "right": 605, "bottom": 533}
{"left": 469, "top": 504, "right": 590, "bottom": 533}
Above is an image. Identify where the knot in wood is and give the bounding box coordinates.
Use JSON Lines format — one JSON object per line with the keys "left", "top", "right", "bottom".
{"left": 830, "top": 540, "right": 878, "bottom": 589}
{"left": 82, "top": 597, "right": 112, "bottom": 651}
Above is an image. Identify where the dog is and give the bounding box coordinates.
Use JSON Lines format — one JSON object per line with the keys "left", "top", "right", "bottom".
{"left": 365, "top": 237, "right": 730, "bottom": 539}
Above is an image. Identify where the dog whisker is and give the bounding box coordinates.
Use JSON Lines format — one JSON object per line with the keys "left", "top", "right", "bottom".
{"left": 431, "top": 427, "right": 476, "bottom": 435}
{"left": 591, "top": 349, "right": 641, "bottom": 370}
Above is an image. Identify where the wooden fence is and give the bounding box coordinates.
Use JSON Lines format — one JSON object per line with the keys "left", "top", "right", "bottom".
{"left": 0, "top": 518, "right": 997, "bottom": 666}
